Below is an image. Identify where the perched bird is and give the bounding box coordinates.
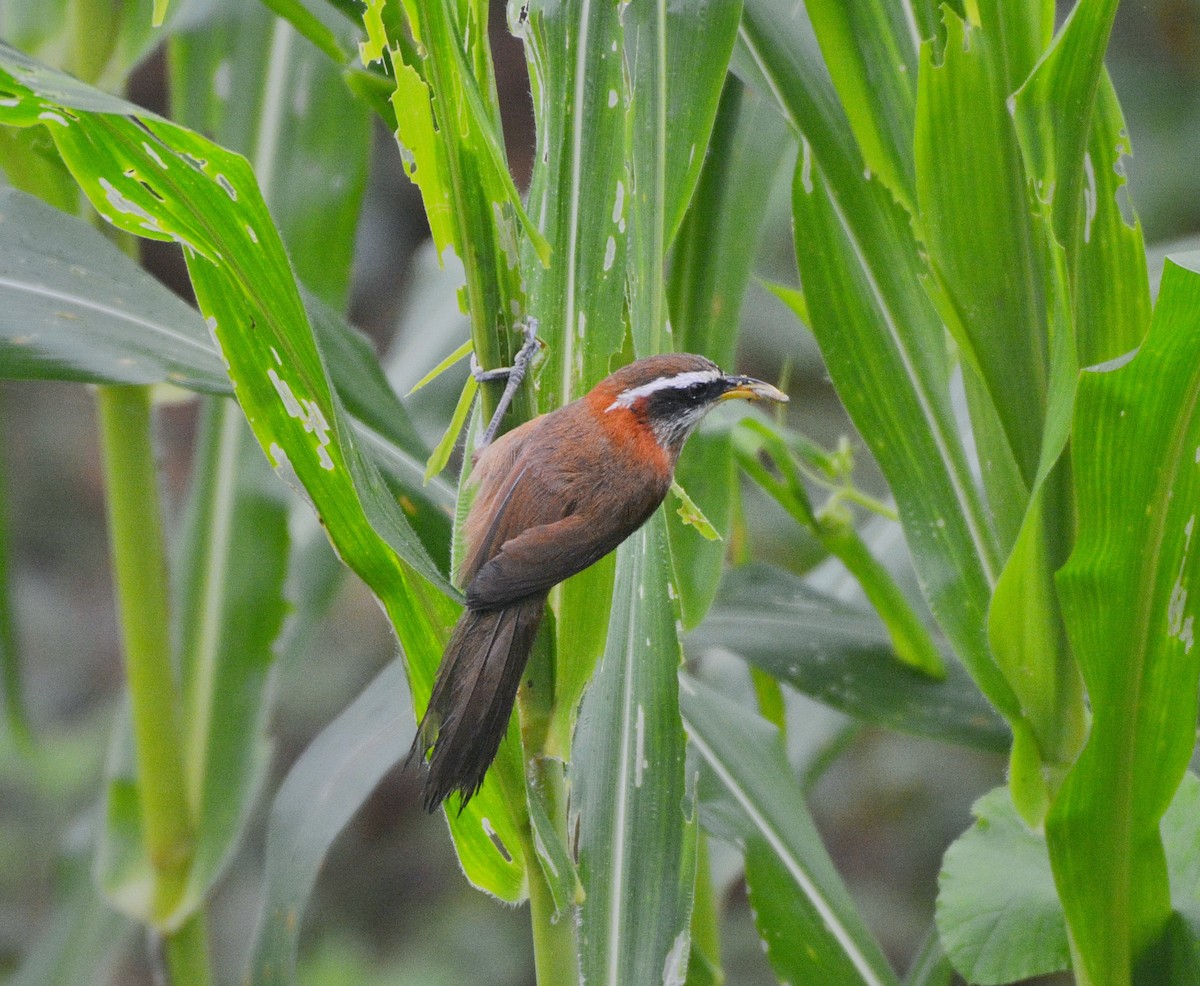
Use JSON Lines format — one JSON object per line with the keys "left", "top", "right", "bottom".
{"left": 412, "top": 351, "right": 788, "bottom": 812}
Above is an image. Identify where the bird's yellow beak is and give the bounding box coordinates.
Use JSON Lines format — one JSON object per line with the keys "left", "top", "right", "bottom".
{"left": 718, "top": 376, "right": 789, "bottom": 404}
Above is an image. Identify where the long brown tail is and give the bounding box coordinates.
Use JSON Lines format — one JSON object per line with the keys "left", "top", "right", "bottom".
{"left": 411, "top": 596, "right": 545, "bottom": 812}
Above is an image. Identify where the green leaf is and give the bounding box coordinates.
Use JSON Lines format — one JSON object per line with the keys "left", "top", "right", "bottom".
{"left": 936, "top": 787, "right": 1069, "bottom": 984}
{"left": 690, "top": 564, "right": 1008, "bottom": 751}
{"left": 257, "top": 0, "right": 364, "bottom": 64}
{"left": 245, "top": 663, "right": 412, "bottom": 985}
{"left": 665, "top": 79, "right": 791, "bottom": 630}
{"left": 804, "top": 0, "right": 917, "bottom": 208}
{"left": 516, "top": 0, "right": 628, "bottom": 409}
{"left": 514, "top": 0, "right": 630, "bottom": 759}
{"left": 941, "top": 773, "right": 1200, "bottom": 986}
{"left": 1072, "top": 74, "right": 1151, "bottom": 368}
{"left": 174, "top": 402, "right": 288, "bottom": 908}
{"left": 738, "top": 0, "right": 1014, "bottom": 718}
{"left": 423, "top": 372, "right": 477, "bottom": 482}
{"left": 1010, "top": 0, "right": 1119, "bottom": 257}
{"left": 787, "top": 156, "right": 1016, "bottom": 720}
{"left": 1048, "top": 256, "right": 1200, "bottom": 983}
{"left": 170, "top": 4, "right": 371, "bottom": 311}
{"left": 405, "top": 338, "right": 471, "bottom": 396}
{"left": 681, "top": 674, "right": 898, "bottom": 986}
{"left": 915, "top": 9, "right": 1048, "bottom": 499}
{"left": 0, "top": 186, "right": 228, "bottom": 391}
{"left": 974, "top": 1, "right": 1052, "bottom": 92}
{"left": 670, "top": 478, "right": 721, "bottom": 543}
{"left": 373, "top": 0, "right": 546, "bottom": 435}
{"left": 0, "top": 43, "right": 525, "bottom": 900}
{"left": 623, "top": 0, "right": 743, "bottom": 356}
{"left": 573, "top": 512, "right": 695, "bottom": 986}
{"left": 668, "top": 78, "right": 789, "bottom": 369}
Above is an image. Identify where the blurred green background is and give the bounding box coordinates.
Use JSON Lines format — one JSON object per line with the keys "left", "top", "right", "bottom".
{"left": 1, "top": 2, "right": 1195, "bottom": 983}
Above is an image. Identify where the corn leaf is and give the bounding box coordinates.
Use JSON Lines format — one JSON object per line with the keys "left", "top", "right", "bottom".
{"left": 623, "top": 0, "right": 742, "bottom": 357}
{"left": 1048, "top": 256, "right": 1200, "bottom": 982}
{"left": 573, "top": 512, "right": 694, "bottom": 986}
{"left": 0, "top": 185, "right": 228, "bottom": 391}
{"left": 739, "top": 0, "right": 1016, "bottom": 724}
{"left": 666, "top": 79, "right": 791, "bottom": 630}
{"left": 682, "top": 674, "right": 898, "bottom": 986}
{"left": 804, "top": 0, "right": 918, "bottom": 209}
{"left": 689, "top": 564, "right": 1008, "bottom": 751}
{"left": 245, "top": 663, "right": 412, "bottom": 985}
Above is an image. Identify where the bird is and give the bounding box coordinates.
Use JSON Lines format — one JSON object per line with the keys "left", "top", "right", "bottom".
{"left": 411, "top": 349, "right": 788, "bottom": 812}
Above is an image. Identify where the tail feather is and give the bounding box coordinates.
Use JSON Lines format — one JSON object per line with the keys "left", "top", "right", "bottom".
{"left": 411, "top": 597, "right": 545, "bottom": 812}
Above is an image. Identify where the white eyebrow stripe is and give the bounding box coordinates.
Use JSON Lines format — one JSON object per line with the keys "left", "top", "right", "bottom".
{"left": 605, "top": 368, "right": 722, "bottom": 412}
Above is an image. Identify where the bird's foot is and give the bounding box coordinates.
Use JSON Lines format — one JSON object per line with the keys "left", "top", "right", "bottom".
{"left": 474, "top": 318, "right": 541, "bottom": 449}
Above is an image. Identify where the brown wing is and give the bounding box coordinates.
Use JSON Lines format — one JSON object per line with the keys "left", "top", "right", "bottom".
{"left": 460, "top": 400, "right": 672, "bottom": 611}
{"left": 458, "top": 415, "right": 544, "bottom": 586}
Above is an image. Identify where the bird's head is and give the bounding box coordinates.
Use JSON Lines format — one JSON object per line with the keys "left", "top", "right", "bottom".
{"left": 592, "top": 353, "right": 789, "bottom": 454}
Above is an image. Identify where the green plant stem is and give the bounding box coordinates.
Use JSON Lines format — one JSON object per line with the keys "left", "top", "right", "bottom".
{"left": 164, "top": 911, "right": 212, "bottom": 986}
{"left": 96, "top": 385, "right": 193, "bottom": 914}
{"left": 522, "top": 759, "right": 579, "bottom": 986}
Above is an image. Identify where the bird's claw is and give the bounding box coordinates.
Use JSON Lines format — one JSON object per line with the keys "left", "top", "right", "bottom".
{"left": 475, "top": 318, "right": 542, "bottom": 449}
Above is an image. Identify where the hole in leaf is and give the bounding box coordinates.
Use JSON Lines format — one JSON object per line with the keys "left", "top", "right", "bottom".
{"left": 480, "top": 816, "right": 512, "bottom": 863}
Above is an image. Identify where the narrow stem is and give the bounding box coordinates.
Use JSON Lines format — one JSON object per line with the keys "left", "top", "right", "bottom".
{"left": 96, "top": 385, "right": 193, "bottom": 914}
{"left": 523, "top": 760, "right": 579, "bottom": 986}
{"left": 163, "top": 911, "right": 212, "bottom": 986}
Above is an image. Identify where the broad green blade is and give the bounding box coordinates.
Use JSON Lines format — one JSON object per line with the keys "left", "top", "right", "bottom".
{"left": 623, "top": 0, "right": 743, "bottom": 356}
{"left": 1010, "top": 0, "right": 1118, "bottom": 257}
{"left": 0, "top": 187, "right": 452, "bottom": 559}
{"left": 788, "top": 155, "right": 1017, "bottom": 722}
{"left": 682, "top": 675, "right": 898, "bottom": 986}
{"left": 974, "top": 0, "right": 1053, "bottom": 92}
{"left": 368, "top": 0, "right": 544, "bottom": 431}
{"left": 745, "top": 840, "right": 882, "bottom": 986}
{"left": 516, "top": 0, "right": 628, "bottom": 409}
{"left": 804, "top": 0, "right": 918, "bottom": 209}
{"left": 1072, "top": 74, "right": 1151, "bottom": 368}
{"left": 171, "top": 6, "right": 371, "bottom": 311}
{"left": 1048, "top": 256, "right": 1200, "bottom": 983}
{"left": 0, "top": 44, "right": 526, "bottom": 900}
{"left": 245, "top": 663, "right": 412, "bottom": 985}
{"left": 915, "top": 9, "right": 1049, "bottom": 498}
{"left": 739, "top": 0, "right": 1013, "bottom": 719}
{"left": 0, "top": 185, "right": 228, "bottom": 391}
{"left": 689, "top": 564, "right": 1008, "bottom": 751}
{"left": 666, "top": 79, "right": 791, "bottom": 630}
{"left": 573, "top": 512, "right": 694, "bottom": 986}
